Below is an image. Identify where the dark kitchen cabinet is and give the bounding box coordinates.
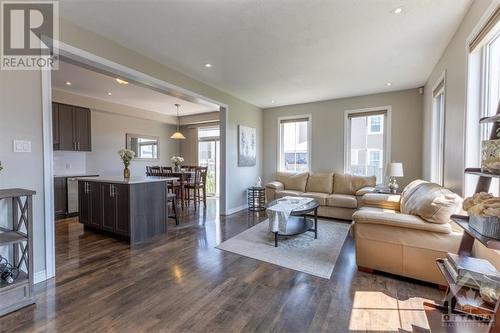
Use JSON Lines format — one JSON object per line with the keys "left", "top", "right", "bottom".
{"left": 53, "top": 102, "right": 91, "bottom": 151}
{"left": 54, "top": 177, "right": 67, "bottom": 218}
{"left": 79, "top": 181, "right": 130, "bottom": 237}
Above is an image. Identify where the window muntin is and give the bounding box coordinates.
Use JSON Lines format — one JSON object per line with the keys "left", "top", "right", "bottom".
{"left": 368, "top": 115, "right": 383, "bottom": 134}
{"left": 279, "top": 117, "right": 310, "bottom": 172}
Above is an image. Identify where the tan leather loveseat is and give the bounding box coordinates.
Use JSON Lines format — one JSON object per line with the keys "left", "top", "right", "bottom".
{"left": 353, "top": 180, "right": 465, "bottom": 284}
{"left": 265, "top": 172, "right": 376, "bottom": 220}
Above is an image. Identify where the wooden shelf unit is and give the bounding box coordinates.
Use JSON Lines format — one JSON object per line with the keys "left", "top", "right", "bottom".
{"left": 465, "top": 168, "right": 500, "bottom": 179}
{"left": 0, "top": 188, "right": 36, "bottom": 317}
{"left": 451, "top": 215, "right": 500, "bottom": 251}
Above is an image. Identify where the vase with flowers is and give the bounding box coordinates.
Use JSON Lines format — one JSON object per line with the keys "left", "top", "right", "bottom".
{"left": 171, "top": 156, "right": 184, "bottom": 172}
{"left": 481, "top": 120, "right": 500, "bottom": 174}
{"left": 118, "top": 149, "right": 135, "bottom": 179}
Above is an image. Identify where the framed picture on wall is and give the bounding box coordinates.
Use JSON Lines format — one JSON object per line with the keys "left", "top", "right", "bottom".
{"left": 238, "top": 125, "right": 256, "bottom": 167}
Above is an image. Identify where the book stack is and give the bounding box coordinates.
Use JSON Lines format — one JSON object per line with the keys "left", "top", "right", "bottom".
{"left": 442, "top": 253, "right": 498, "bottom": 288}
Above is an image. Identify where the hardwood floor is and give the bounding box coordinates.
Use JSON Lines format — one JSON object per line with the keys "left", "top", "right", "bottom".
{"left": 0, "top": 199, "right": 443, "bottom": 332}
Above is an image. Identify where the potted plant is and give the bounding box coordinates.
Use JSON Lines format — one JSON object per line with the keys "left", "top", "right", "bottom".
{"left": 171, "top": 156, "right": 184, "bottom": 172}
{"left": 118, "top": 149, "right": 135, "bottom": 179}
{"left": 481, "top": 120, "right": 500, "bottom": 174}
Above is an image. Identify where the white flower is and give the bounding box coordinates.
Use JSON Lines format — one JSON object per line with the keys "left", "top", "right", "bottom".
{"left": 170, "top": 156, "right": 184, "bottom": 164}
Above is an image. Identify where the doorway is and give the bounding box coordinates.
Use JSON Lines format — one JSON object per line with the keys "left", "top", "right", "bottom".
{"left": 198, "top": 126, "right": 220, "bottom": 197}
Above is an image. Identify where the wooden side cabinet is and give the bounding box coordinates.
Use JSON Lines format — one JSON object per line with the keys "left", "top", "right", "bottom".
{"left": 53, "top": 102, "right": 92, "bottom": 152}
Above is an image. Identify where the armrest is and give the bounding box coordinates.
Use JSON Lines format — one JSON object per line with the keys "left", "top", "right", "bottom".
{"left": 359, "top": 193, "right": 401, "bottom": 211}
{"left": 356, "top": 187, "right": 376, "bottom": 196}
{"left": 266, "top": 181, "right": 284, "bottom": 191}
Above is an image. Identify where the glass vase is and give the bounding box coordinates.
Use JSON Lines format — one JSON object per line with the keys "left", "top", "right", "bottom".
{"left": 123, "top": 166, "right": 130, "bottom": 179}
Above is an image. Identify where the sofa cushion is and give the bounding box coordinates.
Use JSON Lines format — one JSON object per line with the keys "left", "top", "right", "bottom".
{"left": 305, "top": 172, "right": 334, "bottom": 193}
{"left": 302, "top": 192, "right": 329, "bottom": 205}
{"left": 353, "top": 207, "right": 452, "bottom": 234}
{"left": 327, "top": 194, "right": 358, "bottom": 209}
{"left": 265, "top": 181, "right": 284, "bottom": 191}
{"left": 400, "top": 180, "right": 462, "bottom": 224}
{"left": 360, "top": 193, "right": 401, "bottom": 211}
{"left": 275, "top": 190, "right": 304, "bottom": 198}
{"left": 276, "top": 172, "right": 309, "bottom": 192}
{"left": 334, "top": 174, "right": 376, "bottom": 195}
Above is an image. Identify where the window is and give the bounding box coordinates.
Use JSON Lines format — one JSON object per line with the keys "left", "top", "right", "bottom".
{"left": 278, "top": 116, "right": 310, "bottom": 172}
{"left": 430, "top": 76, "right": 446, "bottom": 185}
{"left": 345, "top": 109, "right": 390, "bottom": 184}
{"left": 465, "top": 21, "right": 500, "bottom": 196}
{"left": 368, "top": 115, "right": 383, "bottom": 134}
{"left": 369, "top": 149, "right": 382, "bottom": 168}
{"left": 137, "top": 138, "right": 157, "bottom": 159}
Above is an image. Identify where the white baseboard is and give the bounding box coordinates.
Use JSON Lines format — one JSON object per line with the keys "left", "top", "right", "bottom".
{"left": 223, "top": 204, "right": 248, "bottom": 216}
{"left": 34, "top": 270, "right": 47, "bottom": 284}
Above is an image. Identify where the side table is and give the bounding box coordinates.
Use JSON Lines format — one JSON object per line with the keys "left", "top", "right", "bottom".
{"left": 247, "top": 186, "right": 266, "bottom": 212}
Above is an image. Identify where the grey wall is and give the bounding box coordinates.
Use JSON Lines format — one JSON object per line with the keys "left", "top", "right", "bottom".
{"left": 422, "top": 0, "right": 496, "bottom": 194}
{"left": 0, "top": 70, "right": 46, "bottom": 274}
{"left": 263, "top": 88, "right": 423, "bottom": 187}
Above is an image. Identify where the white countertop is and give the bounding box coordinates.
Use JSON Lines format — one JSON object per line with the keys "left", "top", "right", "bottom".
{"left": 76, "top": 176, "right": 178, "bottom": 184}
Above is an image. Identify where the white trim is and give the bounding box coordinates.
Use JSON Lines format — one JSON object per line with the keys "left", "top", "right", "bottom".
{"left": 34, "top": 270, "right": 47, "bottom": 285}
{"left": 41, "top": 65, "right": 55, "bottom": 280}
{"left": 430, "top": 70, "right": 446, "bottom": 186}
{"left": 276, "top": 114, "right": 312, "bottom": 173}
{"left": 343, "top": 106, "right": 392, "bottom": 183}
{"left": 42, "top": 41, "right": 229, "bottom": 283}
{"left": 223, "top": 204, "right": 248, "bottom": 216}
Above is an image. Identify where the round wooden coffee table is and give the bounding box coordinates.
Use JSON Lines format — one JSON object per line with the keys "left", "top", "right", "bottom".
{"left": 266, "top": 198, "right": 319, "bottom": 247}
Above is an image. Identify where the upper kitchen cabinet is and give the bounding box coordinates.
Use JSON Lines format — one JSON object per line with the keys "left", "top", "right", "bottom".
{"left": 52, "top": 102, "right": 92, "bottom": 151}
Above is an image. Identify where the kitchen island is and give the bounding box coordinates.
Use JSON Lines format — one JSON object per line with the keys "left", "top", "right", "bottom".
{"left": 77, "top": 176, "right": 177, "bottom": 244}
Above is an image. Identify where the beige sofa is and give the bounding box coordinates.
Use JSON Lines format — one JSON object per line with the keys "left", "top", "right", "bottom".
{"left": 353, "top": 180, "right": 465, "bottom": 285}
{"left": 265, "top": 172, "right": 376, "bottom": 220}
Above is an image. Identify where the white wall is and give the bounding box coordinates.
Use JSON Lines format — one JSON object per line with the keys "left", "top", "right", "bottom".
{"left": 422, "top": 0, "right": 497, "bottom": 194}
{"left": 263, "top": 89, "right": 423, "bottom": 188}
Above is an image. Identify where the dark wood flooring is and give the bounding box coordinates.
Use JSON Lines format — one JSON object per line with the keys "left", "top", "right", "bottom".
{"left": 0, "top": 199, "right": 443, "bottom": 332}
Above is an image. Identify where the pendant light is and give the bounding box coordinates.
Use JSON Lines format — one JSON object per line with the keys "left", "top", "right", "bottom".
{"left": 170, "top": 103, "right": 186, "bottom": 139}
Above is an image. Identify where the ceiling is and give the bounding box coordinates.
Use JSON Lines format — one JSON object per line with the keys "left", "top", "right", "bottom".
{"left": 58, "top": 0, "right": 472, "bottom": 108}
{"left": 52, "top": 60, "right": 218, "bottom": 116}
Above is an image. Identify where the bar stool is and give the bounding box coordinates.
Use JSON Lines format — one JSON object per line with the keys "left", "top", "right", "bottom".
{"left": 167, "top": 192, "right": 179, "bottom": 225}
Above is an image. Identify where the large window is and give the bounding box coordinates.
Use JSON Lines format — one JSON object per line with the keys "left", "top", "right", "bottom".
{"left": 466, "top": 20, "right": 500, "bottom": 196}
{"left": 430, "top": 76, "right": 446, "bottom": 185}
{"left": 345, "top": 109, "right": 390, "bottom": 184}
{"left": 278, "top": 117, "right": 310, "bottom": 172}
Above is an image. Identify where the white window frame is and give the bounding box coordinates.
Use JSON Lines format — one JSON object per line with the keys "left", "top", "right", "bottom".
{"left": 277, "top": 114, "right": 312, "bottom": 173}
{"left": 430, "top": 71, "right": 446, "bottom": 186}
{"left": 367, "top": 115, "right": 384, "bottom": 134}
{"left": 351, "top": 149, "right": 360, "bottom": 165}
{"left": 344, "top": 106, "right": 392, "bottom": 184}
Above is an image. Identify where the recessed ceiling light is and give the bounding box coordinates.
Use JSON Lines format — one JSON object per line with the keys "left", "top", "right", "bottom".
{"left": 204, "top": 63, "right": 212, "bottom": 68}
{"left": 107, "top": 92, "right": 112, "bottom": 96}
{"left": 386, "top": 82, "right": 392, "bottom": 86}
{"left": 115, "top": 78, "right": 129, "bottom": 85}
{"left": 392, "top": 7, "right": 403, "bottom": 14}
{"left": 271, "top": 100, "right": 275, "bottom": 104}
{"left": 65, "top": 81, "right": 72, "bottom": 86}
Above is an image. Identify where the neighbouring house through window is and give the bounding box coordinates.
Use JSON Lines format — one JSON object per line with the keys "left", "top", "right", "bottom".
{"left": 345, "top": 108, "right": 390, "bottom": 184}
{"left": 278, "top": 116, "right": 310, "bottom": 172}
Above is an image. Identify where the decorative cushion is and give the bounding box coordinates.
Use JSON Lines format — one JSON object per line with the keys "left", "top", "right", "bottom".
{"left": 326, "top": 194, "right": 358, "bottom": 209}
{"left": 302, "top": 192, "right": 330, "bottom": 205}
{"left": 305, "top": 172, "right": 334, "bottom": 193}
{"left": 334, "top": 174, "right": 376, "bottom": 195}
{"left": 276, "top": 172, "right": 309, "bottom": 192}
{"left": 400, "top": 180, "right": 462, "bottom": 224}
{"left": 275, "top": 190, "right": 304, "bottom": 198}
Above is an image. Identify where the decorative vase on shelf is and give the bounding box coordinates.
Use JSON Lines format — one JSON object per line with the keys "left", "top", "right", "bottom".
{"left": 174, "top": 164, "right": 181, "bottom": 173}
{"left": 481, "top": 139, "right": 500, "bottom": 174}
{"left": 123, "top": 166, "right": 130, "bottom": 179}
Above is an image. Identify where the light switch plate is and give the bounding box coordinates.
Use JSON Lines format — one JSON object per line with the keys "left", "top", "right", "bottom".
{"left": 13, "top": 140, "right": 31, "bottom": 153}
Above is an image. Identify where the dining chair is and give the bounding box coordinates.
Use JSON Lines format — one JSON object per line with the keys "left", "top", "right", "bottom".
{"left": 184, "top": 166, "right": 207, "bottom": 209}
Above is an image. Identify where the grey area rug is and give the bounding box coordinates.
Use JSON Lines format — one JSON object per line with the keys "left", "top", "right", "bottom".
{"left": 216, "top": 219, "right": 351, "bottom": 279}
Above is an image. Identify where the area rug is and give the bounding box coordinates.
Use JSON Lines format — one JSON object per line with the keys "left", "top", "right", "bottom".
{"left": 216, "top": 219, "right": 351, "bottom": 279}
